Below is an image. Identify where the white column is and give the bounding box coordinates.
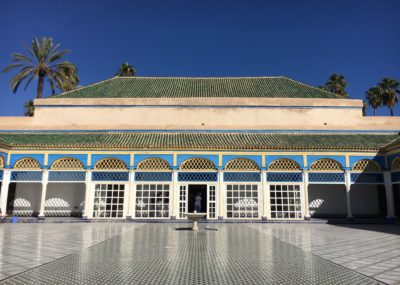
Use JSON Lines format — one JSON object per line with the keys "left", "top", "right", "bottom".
{"left": 38, "top": 170, "right": 49, "bottom": 219}
{"left": 218, "top": 169, "right": 224, "bottom": 219}
{"left": 384, "top": 171, "right": 396, "bottom": 219}
{"left": 0, "top": 169, "right": 11, "bottom": 217}
{"left": 171, "top": 169, "right": 179, "bottom": 219}
{"left": 126, "top": 170, "right": 135, "bottom": 219}
{"left": 82, "top": 170, "right": 93, "bottom": 219}
{"left": 261, "top": 170, "right": 270, "bottom": 219}
{"left": 302, "top": 170, "right": 310, "bottom": 219}
{"left": 345, "top": 169, "right": 353, "bottom": 219}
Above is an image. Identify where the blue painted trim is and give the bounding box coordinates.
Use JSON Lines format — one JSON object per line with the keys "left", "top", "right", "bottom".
{"left": 0, "top": 129, "right": 398, "bottom": 134}
{"left": 177, "top": 154, "right": 219, "bottom": 168}
{"left": 307, "top": 155, "right": 346, "bottom": 169}
{"left": 36, "top": 104, "right": 363, "bottom": 110}
{"left": 135, "top": 172, "right": 172, "bottom": 182}
{"left": 90, "top": 154, "right": 130, "bottom": 168}
{"left": 223, "top": 172, "right": 261, "bottom": 182}
{"left": 0, "top": 170, "right": 3, "bottom": 181}
{"left": 266, "top": 155, "right": 304, "bottom": 169}
{"left": 222, "top": 155, "right": 262, "bottom": 169}
{"left": 47, "top": 154, "right": 88, "bottom": 168}
{"left": 349, "top": 155, "right": 386, "bottom": 170}
{"left": 134, "top": 154, "right": 173, "bottom": 168}
{"left": 9, "top": 154, "right": 45, "bottom": 168}
{"left": 11, "top": 171, "right": 43, "bottom": 181}
{"left": 48, "top": 171, "right": 86, "bottom": 182}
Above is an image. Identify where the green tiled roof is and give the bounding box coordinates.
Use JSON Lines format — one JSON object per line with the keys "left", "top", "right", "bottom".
{"left": 0, "top": 132, "right": 397, "bottom": 151}
{"left": 51, "top": 77, "right": 342, "bottom": 99}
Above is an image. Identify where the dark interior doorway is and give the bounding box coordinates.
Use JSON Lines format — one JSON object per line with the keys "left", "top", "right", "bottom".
{"left": 188, "top": 184, "right": 207, "bottom": 213}
{"left": 394, "top": 184, "right": 400, "bottom": 219}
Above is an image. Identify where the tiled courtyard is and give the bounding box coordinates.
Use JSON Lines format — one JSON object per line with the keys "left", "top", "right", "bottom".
{"left": 0, "top": 223, "right": 398, "bottom": 284}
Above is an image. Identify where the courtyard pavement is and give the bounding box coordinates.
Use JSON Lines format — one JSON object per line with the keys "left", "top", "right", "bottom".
{"left": 0, "top": 223, "right": 398, "bottom": 284}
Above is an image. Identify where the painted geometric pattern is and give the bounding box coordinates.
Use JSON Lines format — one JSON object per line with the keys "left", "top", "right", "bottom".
{"left": 94, "top": 158, "right": 128, "bottom": 170}
{"left": 224, "top": 172, "right": 261, "bottom": 182}
{"left": 49, "top": 171, "right": 86, "bottom": 182}
{"left": 310, "top": 159, "right": 342, "bottom": 172}
{"left": 11, "top": 171, "right": 43, "bottom": 181}
{"left": 178, "top": 172, "right": 218, "bottom": 182}
{"left": 351, "top": 159, "right": 381, "bottom": 172}
{"left": 225, "top": 158, "right": 259, "bottom": 171}
{"left": 266, "top": 172, "right": 303, "bottom": 182}
{"left": 392, "top": 171, "right": 400, "bottom": 183}
{"left": 351, "top": 173, "right": 384, "bottom": 184}
{"left": 392, "top": 158, "right": 400, "bottom": 171}
{"left": 51, "top": 157, "right": 84, "bottom": 170}
{"left": 92, "top": 171, "right": 129, "bottom": 181}
{"left": 135, "top": 172, "right": 172, "bottom": 182}
{"left": 268, "top": 159, "right": 300, "bottom": 171}
{"left": 14, "top": 158, "right": 41, "bottom": 170}
{"left": 179, "top": 158, "right": 216, "bottom": 170}
{"left": 137, "top": 158, "right": 171, "bottom": 170}
{"left": 308, "top": 172, "right": 345, "bottom": 183}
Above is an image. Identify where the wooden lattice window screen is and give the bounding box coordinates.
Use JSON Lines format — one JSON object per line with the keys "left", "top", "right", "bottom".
{"left": 180, "top": 158, "right": 216, "bottom": 170}
{"left": 137, "top": 158, "right": 171, "bottom": 171}
{"left": 268, "top": 159, "right": 300, "bottom": 171}
{"left": 51, "top": 157, "right": 84, "bottom": 170}
{"left": 392, "top": 158, "right": 400, "bottom": 171}
{"left": 0, "top": 156, "right": 3, "bottom": 170}
{"left": 14, "top": 158, "right": 41, "bottom": 170}
{"left": 351, "top": 159, "right": 381, "bottom": 172}
{"left": 310, "top": 159, "right": 342, "bottom": 172}
{"left": 94, "top": 158, "right": 128, "bottom": 170}
{"left": 225, "top": 158, "right": 259, "bottom": 171}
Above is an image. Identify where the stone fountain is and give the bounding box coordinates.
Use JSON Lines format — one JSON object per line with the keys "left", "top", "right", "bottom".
{"left": 184, "top": 211, "right": 206, "bottom": 231}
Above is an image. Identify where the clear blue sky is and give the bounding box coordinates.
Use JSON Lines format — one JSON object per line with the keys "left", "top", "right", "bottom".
{"left": 0, "top": 0, "right": 399, "bottom": 116}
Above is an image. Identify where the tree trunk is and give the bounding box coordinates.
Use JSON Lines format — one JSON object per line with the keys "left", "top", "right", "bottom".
{"left": 37, "top": 74, "right": 44, "bottom": 99}
{"left": 373, "top": 109, "right": 376, "bottom": 116}
{"left": 390, "top": 107, "right": 394, "bottom": 116}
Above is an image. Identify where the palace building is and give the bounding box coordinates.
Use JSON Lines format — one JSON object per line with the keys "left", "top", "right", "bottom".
{"left": 0, "top": 76, "right": 399, "bottom": 221}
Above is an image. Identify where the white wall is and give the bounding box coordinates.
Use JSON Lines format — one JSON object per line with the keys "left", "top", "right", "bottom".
{"left": 45, "top": 183, "right": 85, "bottom": 216}
{"left": 351, "top": 184, "right": 384, "bottom": 217}
{"left": 308, "top": 184, "right": 347, "bottom": 217}
{"left": 13, "top": 183, "right": 41, "bottom": 216}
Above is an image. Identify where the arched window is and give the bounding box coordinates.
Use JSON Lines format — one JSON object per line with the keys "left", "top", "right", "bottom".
{"left": 51, "top": 157, "right": 84, "bottom": 170}
{"left": 225, "top": 158, "right": 259, "bottom": 171}
{"left": 14, "top": 158, "right": 41, "bottom": 170}
{"left": 137, "top": 158, "right": 171, "bottom": 171}
{"left": 180, "top": 158, "right": 216, "bottom": 171}
{"left": 94, "top": 158, "right": 128, "bottom": 170}
{"left": 268, "top": 159, "right": 300, "bottom": 171}
{"left": 310, "top": 159, "right": 342, "bottom": 172}
{"left": 392, "top": 158, "right": 400, "bottom": 171}
{"left": 351, "top": 159, "right": 381, "bottom": 172}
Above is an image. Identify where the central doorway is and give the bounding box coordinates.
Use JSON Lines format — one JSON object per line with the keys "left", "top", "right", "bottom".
{"left": 188, "top": 184, "right": 207, "bottom": 213}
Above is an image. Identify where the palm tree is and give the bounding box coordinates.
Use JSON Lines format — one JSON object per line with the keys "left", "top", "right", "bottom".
{"left": 366, "top": 86, "right": 383, "bottom": 116}
{"left": 116, "top": 62, "right": 136, "bottom": 77}
{"left": 322, "top": 74, "right": 349, "bottom": 98}
{"left": 57, "top": 66, "right": 80, "bottom": 92}
{"left": 23, "top": 100, "right": 35, "bottom": 117}
{"left": 2, "top": 37, "right": 78, "bottom": 98}
{"left": 378, "top": 77, "right": 399, "bottom": 116}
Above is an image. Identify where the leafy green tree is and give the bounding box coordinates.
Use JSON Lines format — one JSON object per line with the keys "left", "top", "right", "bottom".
{"left": 366, "top": 86, "right": 383, "bottom": 116}
{"left": 378, "top": 77, "right": 399, "bottom": 116}
{"left": 116, "top": 62, "right": 136, "bottom": 77}
{"left": 321, "top": 74, "right": 349, "bottom": 98}
{"left": 23, "top": 100, "right": 35, "bottom": 117}
{"left": 2, "top": 37, "right": 78, "bottom": 98}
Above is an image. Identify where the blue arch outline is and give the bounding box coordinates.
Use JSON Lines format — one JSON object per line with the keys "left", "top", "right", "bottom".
{"left": 47, "top": 154, "right": 88, "bottom": 168}
{"left": 177, "top": 155, "right": 219, "bottom": 169}
{"left": 349, "top": 155, "right": 385, "bottom": 170}
{"left": 91, "top": 154, "right": 130, "bottom": 169}
{"left": 222, "top": 155, "right": 262, "bottom": 169}
{"left": 307, "top": 155, "right": 345, "bottom": 169}
{"left": 266, "top": 155, "right": 304, "bottom": 170}
{"left": 134, "top": 154, "right": 173, "bottom": 169}
{"left": 10, "top": 154, "right": 45, "bottom": 168}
